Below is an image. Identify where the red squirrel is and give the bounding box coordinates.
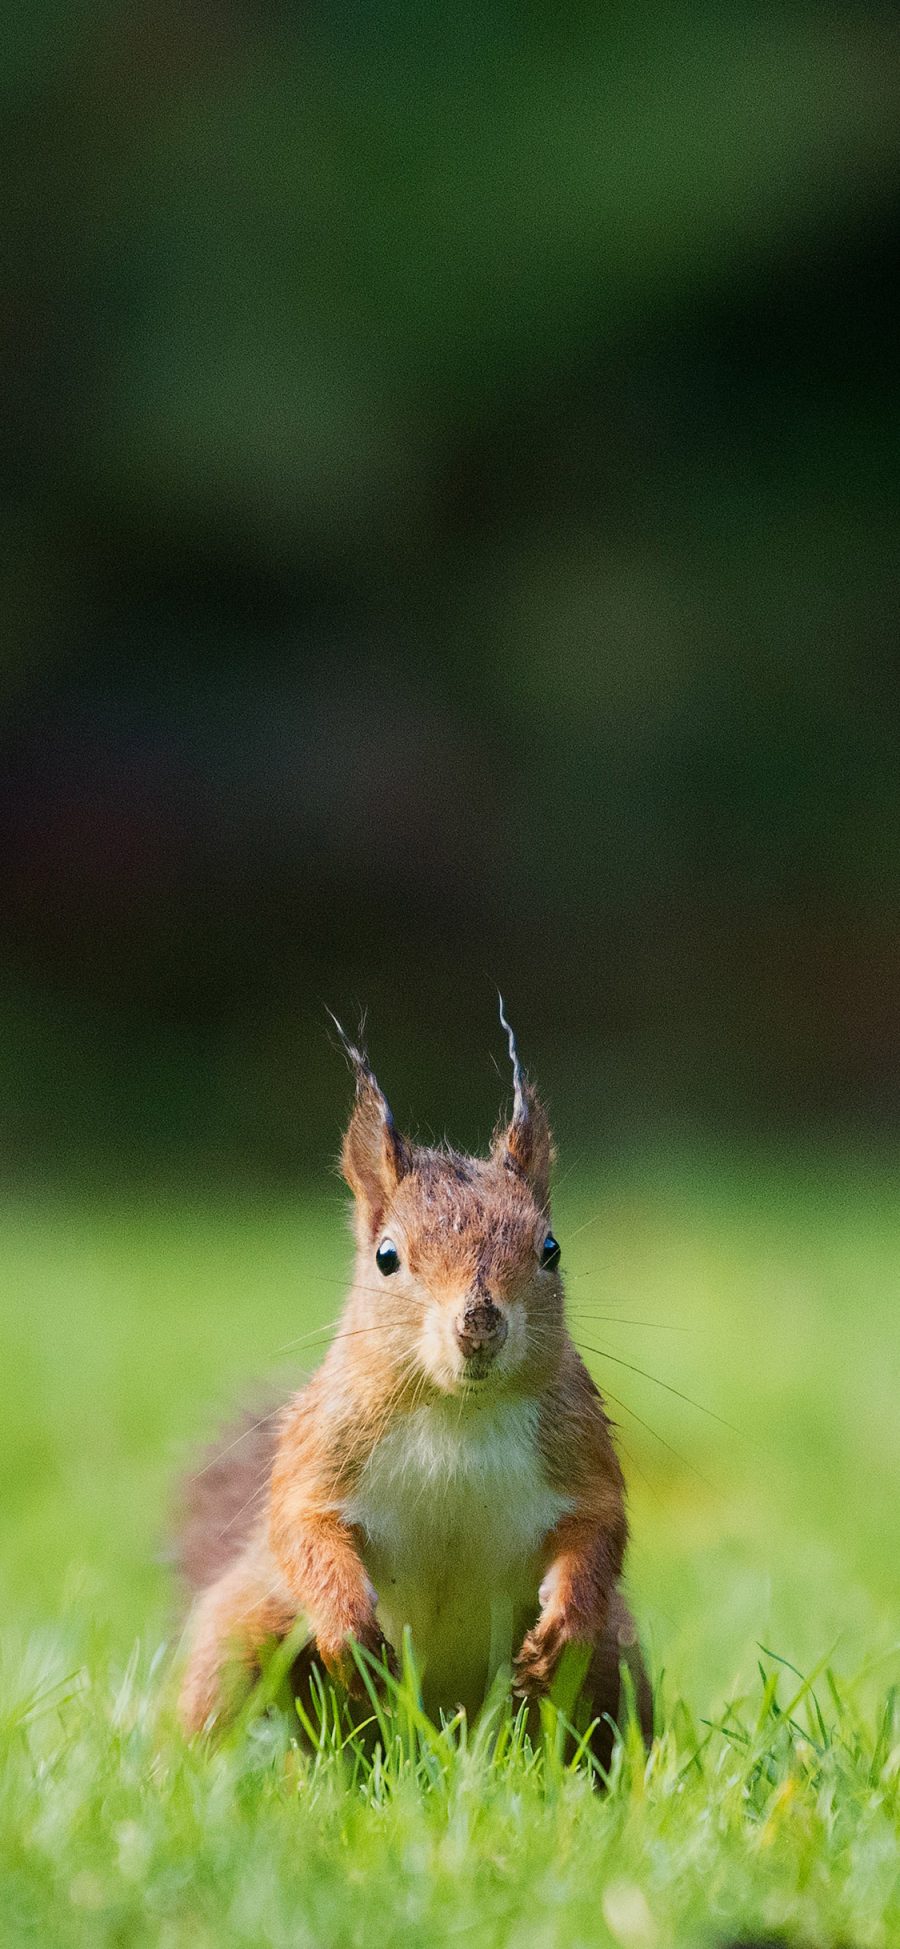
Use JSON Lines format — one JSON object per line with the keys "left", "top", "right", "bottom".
{"left": 176, "top": 1010, "right": 651, "bottom": 1762}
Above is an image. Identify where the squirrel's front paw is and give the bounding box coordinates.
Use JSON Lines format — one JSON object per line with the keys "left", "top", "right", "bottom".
{"left": 316, "top": 1617, "right": 398, "bottom": 1698}
{"left": 513, "top": 1614, "right": 585, "bottom": 1700}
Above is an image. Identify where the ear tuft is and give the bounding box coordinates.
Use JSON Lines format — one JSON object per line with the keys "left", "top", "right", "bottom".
{"left": 329, "top": 1012, "right": 410, "bottom": 1229}
{"left": 493, "top": 998, "right": 554, "bottom": 1209}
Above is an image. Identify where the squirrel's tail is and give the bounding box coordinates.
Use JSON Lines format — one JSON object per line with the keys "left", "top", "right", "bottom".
{"left": 171, "top": 1399, "right": 284, "bottom": 1594}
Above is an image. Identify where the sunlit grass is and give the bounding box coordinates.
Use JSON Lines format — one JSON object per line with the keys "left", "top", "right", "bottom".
{"left": 0, "top": 1157, "right": 897, "bottom": 1945}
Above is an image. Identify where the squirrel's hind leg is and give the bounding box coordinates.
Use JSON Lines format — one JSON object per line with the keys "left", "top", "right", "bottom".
{"left": 178, "top": 1540, "right": 296, "bottom": 1735}
{"left": 579, "top": 1589, "right": 653, "bottom": 1775}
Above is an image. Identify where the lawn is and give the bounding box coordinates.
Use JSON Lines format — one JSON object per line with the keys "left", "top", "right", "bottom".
{"left": 0, "top": 1154, "right": 897, "bottom": 1947}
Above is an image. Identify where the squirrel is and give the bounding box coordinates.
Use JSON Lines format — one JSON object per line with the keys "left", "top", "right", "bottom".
{"left": 176, "top": 1009, "right": 652, "bottom": 1765}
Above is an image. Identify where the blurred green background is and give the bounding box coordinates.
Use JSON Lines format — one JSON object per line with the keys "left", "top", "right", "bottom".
{"left": 2, "top": 21, "right": 899, "bottom": 1939}
{"left": 2, "top": 1, "right": 900, "bottom": 1182}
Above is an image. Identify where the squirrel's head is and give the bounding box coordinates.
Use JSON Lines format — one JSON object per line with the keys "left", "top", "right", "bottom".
{"left": 333, "top": 1005, "right": 565, "bottom": 1400}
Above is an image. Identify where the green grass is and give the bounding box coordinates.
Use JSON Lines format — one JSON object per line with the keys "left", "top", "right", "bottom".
{"left": 0, "top": 1155, "right": 897, "bottom": 1947}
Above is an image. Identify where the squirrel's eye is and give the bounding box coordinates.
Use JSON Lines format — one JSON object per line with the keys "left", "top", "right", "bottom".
{"left": 376, "top": 1238, "right": 401, "bottom": 1276}
{"left": 539, "top": 1232, "right": 561, "bottom": 1271}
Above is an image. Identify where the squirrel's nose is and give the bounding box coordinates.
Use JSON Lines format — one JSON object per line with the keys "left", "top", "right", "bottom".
{"left": 455, "top": 1299, "right": 508, "bottom": 1361}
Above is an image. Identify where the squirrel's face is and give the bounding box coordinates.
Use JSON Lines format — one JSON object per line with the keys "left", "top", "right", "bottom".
{"left": 362, "top": 1154, "right": 563, "bottom": 1396}
{"left": 338, "top": 1029, "right": 566, "bottom": 1398}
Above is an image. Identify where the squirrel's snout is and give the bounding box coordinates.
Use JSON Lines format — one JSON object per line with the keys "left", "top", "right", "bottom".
{"left": 454, "top": 1299, "right": 508, "bottom": 1362}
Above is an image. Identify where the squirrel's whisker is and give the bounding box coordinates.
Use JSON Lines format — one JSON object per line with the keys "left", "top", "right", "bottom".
{"left": 591, "top": 1381, "right": 720, "bottom": 1495}
{"left": 571, "top": 1338, "right": 746, "bottom": 1439}
{"left": 214, "top": 1477, "right": 270, "bottom": 1544}
{"left": 189, "top": 1408, "right": 285, "bottom": 1481}
{"left": 567, "top": 1311, "right": 688, "bottom": 1333}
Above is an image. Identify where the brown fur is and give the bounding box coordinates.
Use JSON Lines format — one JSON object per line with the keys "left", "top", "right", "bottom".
{"left": 176, "top": 1033, "right": 652, "bottom": 1760}
{"left": 174, "top": 1401, "right": 283, "bottom": 1594}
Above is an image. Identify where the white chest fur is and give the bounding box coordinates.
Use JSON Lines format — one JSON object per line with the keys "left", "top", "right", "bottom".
{"left": 343, "top": 1397, "right": 570, "bottom": 1711}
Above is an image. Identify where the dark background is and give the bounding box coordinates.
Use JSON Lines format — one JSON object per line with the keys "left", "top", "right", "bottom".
{"left": 2, "top": 1, "right": 899, "bottom": 1184}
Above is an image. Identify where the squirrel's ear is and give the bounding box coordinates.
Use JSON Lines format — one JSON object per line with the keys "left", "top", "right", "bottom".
{"left": 331, "top": 1018, "right": 410, "bottom": 1230}
{"left": 492, "top": 999, "right": 554, "bottom": 1210}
